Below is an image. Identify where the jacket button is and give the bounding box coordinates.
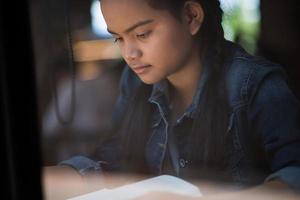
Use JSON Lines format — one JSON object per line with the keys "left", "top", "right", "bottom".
{"left": 179, "top": 158, "right": 188, "bottom": 168}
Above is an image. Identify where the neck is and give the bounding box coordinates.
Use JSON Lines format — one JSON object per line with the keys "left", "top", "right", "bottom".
{"left": 167, "top": 52, "right": 203, "bottom": 111}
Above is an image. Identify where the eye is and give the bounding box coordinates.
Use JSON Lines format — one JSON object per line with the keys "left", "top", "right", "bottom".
{"left": 136, "top": 31, "right": 152, "bottom": 39}
{"left": 113, "top": 37, "right": 123, "bottom": 43}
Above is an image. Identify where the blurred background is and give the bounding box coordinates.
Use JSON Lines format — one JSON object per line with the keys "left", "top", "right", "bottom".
{"left": 28, "top": 0, "right": 300, "bottom": 165}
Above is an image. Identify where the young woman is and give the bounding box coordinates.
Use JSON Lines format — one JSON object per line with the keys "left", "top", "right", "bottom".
{"left": 57, "top": 0, "right": 300, "bottom": 196}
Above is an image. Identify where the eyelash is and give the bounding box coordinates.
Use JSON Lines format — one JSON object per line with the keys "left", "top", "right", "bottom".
{"left": 114, "top": 37, "right": 122, "bottom": 43}
{"left": 113, "top": 31, "right": 152, "bottom": 43}
{"left": 136, "top": 31, "right": 152, "bottom": 39}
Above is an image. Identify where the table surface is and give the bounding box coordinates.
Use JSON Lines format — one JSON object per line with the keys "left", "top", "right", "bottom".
{"left": 42, "top": 167, "right": 300, "bottom": 200}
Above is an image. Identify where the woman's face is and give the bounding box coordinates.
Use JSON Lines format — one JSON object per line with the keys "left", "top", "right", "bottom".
{"left": 101, "top": 0, "right": 198, "bottom": 84}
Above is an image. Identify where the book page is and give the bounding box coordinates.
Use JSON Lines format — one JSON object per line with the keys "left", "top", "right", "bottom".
{"left": 68, "top": 175, "right": 202, "bottom": 200}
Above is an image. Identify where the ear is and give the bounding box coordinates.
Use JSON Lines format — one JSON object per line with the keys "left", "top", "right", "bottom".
{"left": 183, "top": 1, "right": 204, "bottom": 36}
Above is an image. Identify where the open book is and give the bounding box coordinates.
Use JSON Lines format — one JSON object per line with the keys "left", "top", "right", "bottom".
{"left": 68, "top": 175, "right": 202, "bottom": 200}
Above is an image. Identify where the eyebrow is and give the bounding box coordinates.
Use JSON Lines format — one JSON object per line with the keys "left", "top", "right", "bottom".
{"left": 107, "top": 19, "right": 154, "bottom": 35}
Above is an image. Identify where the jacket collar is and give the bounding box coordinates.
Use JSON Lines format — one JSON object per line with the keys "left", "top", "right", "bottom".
{"left": 147, "top": 48, "right": 214, "bottom": 120}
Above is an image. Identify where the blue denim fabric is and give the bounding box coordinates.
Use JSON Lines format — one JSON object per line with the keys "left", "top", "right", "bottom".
{"left": 59, "top": 155, "right": 101, "bottom": 176}
{"left": 60, "top": 41, "right": 300, "bottom": 190}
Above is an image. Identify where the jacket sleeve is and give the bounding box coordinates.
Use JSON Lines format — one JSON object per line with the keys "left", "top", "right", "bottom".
{"left": 248, "top": 68, "right": 300, "bottom": 191}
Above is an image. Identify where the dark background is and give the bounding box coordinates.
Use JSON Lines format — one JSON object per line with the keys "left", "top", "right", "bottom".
{"left": 258, "top": 0, "right": 300, "bottom": 99}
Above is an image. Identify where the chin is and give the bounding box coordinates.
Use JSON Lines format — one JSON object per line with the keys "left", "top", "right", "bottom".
{"left": 139, "top": 76, "right": 162, "bottom": 85}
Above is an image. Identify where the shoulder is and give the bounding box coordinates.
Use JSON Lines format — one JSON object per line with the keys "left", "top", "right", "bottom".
{"left": 223, "top": 42, "right": 287, "bottom": 108}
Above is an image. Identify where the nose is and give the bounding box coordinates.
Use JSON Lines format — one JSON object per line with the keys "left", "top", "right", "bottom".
{"left": 122, "top": 43, "right": 142, "bottom": 61}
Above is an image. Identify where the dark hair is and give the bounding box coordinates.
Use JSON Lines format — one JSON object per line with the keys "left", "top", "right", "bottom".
{"left": 117, "top": 0, "right": 230, "bottom": 176}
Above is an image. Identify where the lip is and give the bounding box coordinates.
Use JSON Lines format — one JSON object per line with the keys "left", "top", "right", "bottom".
{"left": 132, "top": 65, "right": 152, "bottom": 75}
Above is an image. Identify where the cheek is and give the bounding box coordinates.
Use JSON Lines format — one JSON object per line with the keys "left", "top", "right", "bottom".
{"left": 146, "top": 29, "right": 192, "bottom": 68}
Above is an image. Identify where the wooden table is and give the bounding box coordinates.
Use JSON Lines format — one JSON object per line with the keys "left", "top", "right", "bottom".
{"left": 42, "top": 166, "right": 300, "bottom": 200}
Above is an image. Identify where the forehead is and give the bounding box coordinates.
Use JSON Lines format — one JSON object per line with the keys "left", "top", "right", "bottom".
{"left": 101, "top": 0, "right": 153, "bottom": 15}
{"left": 101, "top": 0, "right": 174, "bottom": 32}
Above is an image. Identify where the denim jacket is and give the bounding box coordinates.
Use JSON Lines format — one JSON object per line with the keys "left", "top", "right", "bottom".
{"left": 60, "top": 41, "right": 300, "bottom": 191}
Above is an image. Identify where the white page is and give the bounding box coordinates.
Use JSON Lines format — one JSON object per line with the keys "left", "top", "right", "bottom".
{"left": 68, "top": 175, "right": 202, "bottom": 200}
